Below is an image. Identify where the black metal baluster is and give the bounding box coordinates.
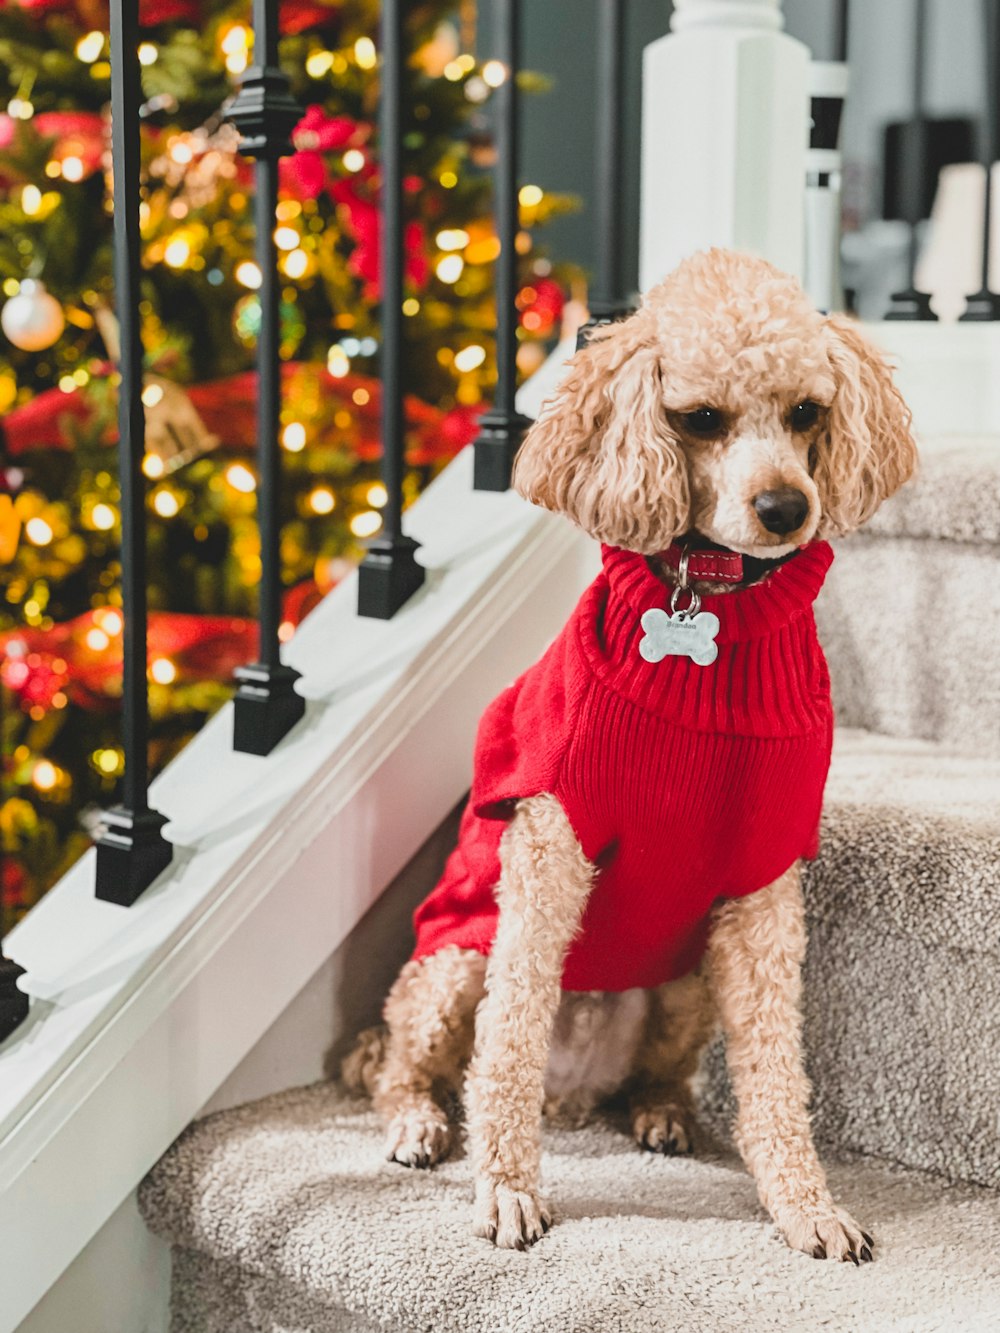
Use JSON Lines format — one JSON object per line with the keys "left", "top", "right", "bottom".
{"left": 833, "top": 0, "right": 849, "bottom": 62}
{"left": 802, "top": 4, "right": 849, "bottom": 313}
{"left": 357, "top": 0, "right": 425, "bottom": 619}
{"left": 885, "top": 0, "right": 938, "bottom": 320}
{"left": 229, "top": 0, "right": 307, "bottom": 749}
{"left": 0, "top": 653, "right": 28, "bottom": 1041}
{"left": 578, "top": 0, "right": 634, "bottom": 349}
{"left": 473, "top": 0, "right": 530, "bottom": 492}
{"left": 960, "top": 0, "right": 1000, "bottom": 320}
{"left": 94, "top": 0, "right": 173, "bottom": 905}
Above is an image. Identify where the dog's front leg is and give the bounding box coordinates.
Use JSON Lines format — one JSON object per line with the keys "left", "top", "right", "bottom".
{"left": 706, "top": 863, "right": 873, "bottom": 1263}
{"left": 465, "top": 794, "right": 594, "bottom": 1249}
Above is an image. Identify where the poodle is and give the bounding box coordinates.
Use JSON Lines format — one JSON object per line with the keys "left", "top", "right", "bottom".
{"left": 342, "top": 248, "right": 916, "bottom": 1262}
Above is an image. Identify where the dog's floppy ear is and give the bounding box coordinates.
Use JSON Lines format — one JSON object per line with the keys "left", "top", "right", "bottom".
{"left": 813, "top": 314, "right": 917, "bottom": 537}
{"left": 512, "top": 312, "right": 689, "bottom": 552}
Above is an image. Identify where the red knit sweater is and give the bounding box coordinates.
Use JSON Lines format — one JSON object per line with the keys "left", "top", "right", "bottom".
{"left": 412, "top": 542, "right": 835, "bottom": 992}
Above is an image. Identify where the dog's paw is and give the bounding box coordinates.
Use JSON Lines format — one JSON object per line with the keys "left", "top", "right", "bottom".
{"left": 631, "top": 1102, "right": 696, "bottom": 1156}
{"left": 384, "top": 1105, "right": 451, "bottom": 1169}
{"left": 340, "top": 1025, "right": 387, "bottom": 1098}
{"left": 778, "top": 1202, "right": 874, "bottom": 1264}
{"left": 473, "top": 1178, "right": 552, "bottom": 1250}
{"left": 543, "top": 1091, "right": 599, "bottom": 1129}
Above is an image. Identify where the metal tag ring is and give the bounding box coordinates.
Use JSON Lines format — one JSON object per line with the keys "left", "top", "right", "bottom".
{"left": 670, "top": 585, "right": 701, "bottom": 617}
{"left": 677, "top": 545, "right": 691, "bottom": 589}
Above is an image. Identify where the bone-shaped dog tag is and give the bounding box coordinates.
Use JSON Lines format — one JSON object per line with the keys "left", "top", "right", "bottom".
{"left": 639, "top": 606, "right": 720, "bottom": 667}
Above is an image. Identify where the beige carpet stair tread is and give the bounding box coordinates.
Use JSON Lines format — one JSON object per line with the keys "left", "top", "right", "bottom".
{"left": 140, "top": 1082, "right": 1000, "bottom": 1333}
{"left": 864, "top": 440, "right": 1000, "bottom": 546}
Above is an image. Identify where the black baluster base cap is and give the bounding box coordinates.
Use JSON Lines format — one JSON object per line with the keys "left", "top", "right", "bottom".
{"left": 227, "top": 66, "right": 302, "bottom": 159}
{"left": 95, "top": 806, "right": 173, "bottom": 906}
{"left": 884, "top": 288, "right": 938, "bottom": 321}
{"left": 576, "top": 302, "right": 636, "bottom": 351}
{"left": 0, "top": 952, "right": 29, "bottom": 1043}
{"left": 473, "top": 408, "right": 532, "bottom": 492}
{"left": 233, "top": 662, "right": 306, "bottom": 756}
{"left": 357, "top": 535, "right": 426, "bottom": 620}
{"left": 959, "top": 288, "right": 1000, "bottom": 321}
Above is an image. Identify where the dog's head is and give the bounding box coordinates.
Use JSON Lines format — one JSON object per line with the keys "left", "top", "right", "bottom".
{"left": 513, "top": 249, "right": 917, "bottom": 557}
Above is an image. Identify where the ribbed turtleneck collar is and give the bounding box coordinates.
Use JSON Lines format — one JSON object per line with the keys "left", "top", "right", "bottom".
{"left": 601, "top": 542, "right": 834, "bottom": 643}
{"left": 574, "top": 542, "right": 835, "bottom": 736}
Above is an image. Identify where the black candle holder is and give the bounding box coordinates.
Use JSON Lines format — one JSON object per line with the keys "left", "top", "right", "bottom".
{"left": 960, "top": 2, "right": 1000, "bottom": 321}
{"left": 885, "top": 286, "right": 938, "bottom": 321}
{"left": 884, "top": 0, "right": 938, "bottom": 322}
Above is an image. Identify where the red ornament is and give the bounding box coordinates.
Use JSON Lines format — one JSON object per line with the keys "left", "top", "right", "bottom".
{"left": 2, "top": 651, "right": 69, "bottom": 709}
{"left": 282, "top": 579, "right": 324, "bottom": 627}
{"left": 3, "top": 0, "right": 336, "bottom": 31}
{"left": 278, "top": 0, "right": 343, "bottom": 34}
{"left": 1, "top": 859, "right": 28, "bottom": 915}
{"left": 517, "top": 277, "right": 565, "bottom": 336}
{"left": 138, "top": 0, "right": 199, "bottom": 22}
{"left": 280, "top": 108, "right": 366, "bottom": 200}
{"left": 0, "top": 610, "right": 259, "bottom": 711}
{"left": 1, "top": 0, "right": 199, "bottom": 24}
{"left": 331, "top": 178, "right": 429, "bottom": 298}
{"left": 2, "top": 361, "right": 474, "bottom": 469}
{"left": 0, "top": 110, "right": 107, "bottom": 186}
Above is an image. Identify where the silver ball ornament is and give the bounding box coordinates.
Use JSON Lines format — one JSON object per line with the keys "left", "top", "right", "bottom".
{"left": 1, "top": 279, "right": 65, "bottom": 351}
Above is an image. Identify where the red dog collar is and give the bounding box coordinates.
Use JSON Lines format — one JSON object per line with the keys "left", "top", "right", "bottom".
{"left": 659, "top": 543, "right": 745, "bottom": 584}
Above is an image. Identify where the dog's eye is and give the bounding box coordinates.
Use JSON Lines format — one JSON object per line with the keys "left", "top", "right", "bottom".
{"left": 681, "top": 408, "right": 725, "bottom": 437}
{"left": 790, "top": 400, "right": 821, "bottom": 431}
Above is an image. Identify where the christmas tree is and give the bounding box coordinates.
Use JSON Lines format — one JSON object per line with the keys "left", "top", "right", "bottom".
{"left": 0, "top": 0, "right": 579, "bottom": 928}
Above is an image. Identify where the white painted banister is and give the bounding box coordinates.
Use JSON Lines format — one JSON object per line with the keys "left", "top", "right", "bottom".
{"left": 669, "top": 0, "right": 784, "bottom": 31}
{"left": 639, "top": 0, "right": 810, "bottom": 290}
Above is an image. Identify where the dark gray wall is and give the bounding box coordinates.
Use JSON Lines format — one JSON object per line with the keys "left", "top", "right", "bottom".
{"left": 485, "top": 1, "right": 987, "bottom": 281}
{"left": 479, "top": 0, "right": 672, "bottom": 292}
{"left": 784, "top": 0, "right": 985, "bottom": 224}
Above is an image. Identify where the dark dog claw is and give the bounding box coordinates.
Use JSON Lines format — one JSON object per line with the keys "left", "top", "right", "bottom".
{"left": 861, "top": 1231, "right": 874, "bottom": 1248}
{"left": 847, "top": 1249, "right": 860, "bottom": 1267}
{"left": 860, "top": 1245, "right": 873, "bottom": 1263}
{"left": 812, "top": 1244, "right": 827, "bottom": 1260}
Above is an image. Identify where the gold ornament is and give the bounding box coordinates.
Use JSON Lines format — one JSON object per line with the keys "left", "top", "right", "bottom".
{"left": 94, "top": 306, "right": 219, "bottom": 467}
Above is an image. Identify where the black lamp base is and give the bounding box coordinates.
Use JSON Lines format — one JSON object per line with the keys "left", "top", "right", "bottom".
{"left": 233, "top": 662, "right": 305, "bottom": 756}
{"left": 95, "top": 806, "right": 173, "bottom": 906}
{"left": 357, "top": 535, "right": 426, "bottom": 620}
{"left": 576, "top": 302, "right": 635, "bottom": 350}
{"left": 884, "top": 287, "right": 938, "bottom": 321}
{"left": 959, "top": 288, "right": 1000, "bottom": 321}
{"left": 0, "top": 952, "right": 28, "bottom": 1043}
{"left": 473, "top": 408, "right": 532, "bottom": 492}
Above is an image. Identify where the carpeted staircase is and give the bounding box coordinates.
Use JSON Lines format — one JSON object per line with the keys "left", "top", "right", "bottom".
{"left": 140, "top": 440, "right": 1000, "bottom": 1332}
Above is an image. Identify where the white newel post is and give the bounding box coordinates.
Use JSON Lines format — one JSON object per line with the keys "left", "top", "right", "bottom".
{"left": 639, "top": 0, "right": 810, "bottom": 291}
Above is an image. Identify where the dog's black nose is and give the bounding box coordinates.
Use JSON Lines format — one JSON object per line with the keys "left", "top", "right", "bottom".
{"left": 753, "top": 488, "right": 810, "bottom": 536}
